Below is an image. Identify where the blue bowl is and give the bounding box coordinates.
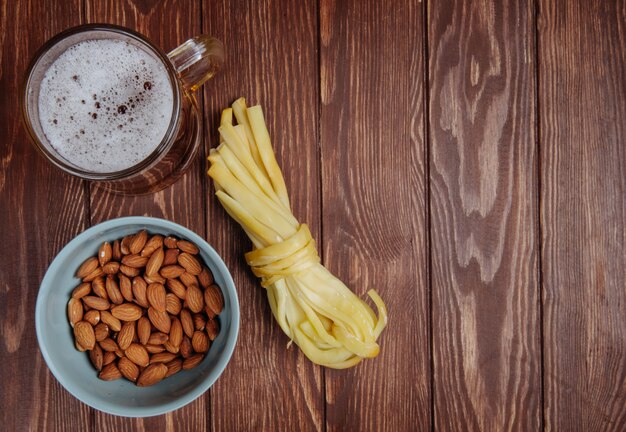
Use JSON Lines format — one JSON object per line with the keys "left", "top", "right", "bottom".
{"left": 35, "top": 216, "right": 239, "bottom": 417}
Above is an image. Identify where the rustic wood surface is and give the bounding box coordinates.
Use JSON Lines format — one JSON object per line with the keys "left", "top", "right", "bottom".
{"left": 0, "top": 1, "right": 91, "bottom": 431}
{"left": 0, "top": 0, "right": 624, "bottom": 431}
{"left": 428, "top": 0, "right": 542, "bottom": 430}
{"left": 538, "top": 1, "right": 626, "bottom": 430}
{"left": 319, "top": 0, "right": 430, "bottom": 431}
{"left": 203, "top": 1, "right": 323, "bottom": 431}
{"left": 85, "top": 1, "right": 208, "bottom": 430}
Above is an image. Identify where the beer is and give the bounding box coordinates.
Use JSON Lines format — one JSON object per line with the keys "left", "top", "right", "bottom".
{"left": 38, "top": 39, "right": 174, "bottom": 173}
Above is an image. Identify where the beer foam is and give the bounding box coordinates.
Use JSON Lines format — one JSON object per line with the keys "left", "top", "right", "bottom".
{"left": 38, "top": 39, "right": 174, "bottom": 173}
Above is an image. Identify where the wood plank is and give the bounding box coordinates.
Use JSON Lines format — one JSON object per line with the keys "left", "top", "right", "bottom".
{"left": 319, "top": 1, "right": 429, "bottom": 430}
{"left": 85, "top": 0, "right": 206, "bottom": 227}
{"left": 84, "top": 1, "right": 207, "bottom": 430}
{"left": 428, "top": 0, "right": 541, "bottom": 430}
{"left": 538, "top": 0, "right": 626, "bottom": 429}
{"left": 0, "top": 0, "right": 93, "bottom": 430}
{"left": 202, "top": 0, "right": 324, "bottom": 430}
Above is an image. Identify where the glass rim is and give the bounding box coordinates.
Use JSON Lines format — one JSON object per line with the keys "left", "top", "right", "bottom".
{"left": 21, "top": 23, "right": 182, "bottom": 181}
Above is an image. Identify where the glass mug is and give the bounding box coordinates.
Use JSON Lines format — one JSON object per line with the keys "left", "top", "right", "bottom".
{"left": 22, "top": 24, "right": 224, "bottom": 194}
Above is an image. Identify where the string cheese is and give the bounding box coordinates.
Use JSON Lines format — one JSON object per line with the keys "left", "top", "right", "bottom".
{"left": 208, "top": 98, "right": 388, "bottom": 368}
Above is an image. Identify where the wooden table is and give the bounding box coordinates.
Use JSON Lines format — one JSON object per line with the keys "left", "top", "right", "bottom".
{"left": 1, "top": 0, "right": 625, "bottom": 430}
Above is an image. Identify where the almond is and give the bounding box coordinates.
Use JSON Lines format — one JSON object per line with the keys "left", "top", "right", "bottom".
{"left": 74, "top": 321, "right": 95, "bottom": 349}
{"left": 111, "top": 303, "right": 143, "bottom": 321}
{"left": 164, "top": 236, "right": 178, "bottom": 249}
{"left": 183, "top": 354, "right": 204, "bottom": 370}
{"left": 180, "top": 336, "right": 192, "bottom": 358}
{"left": 146, "top": 344, "right": 166, "bottom": 354}
{"left": 100, "top": 310, "right": 122, "bottom": 331}
{"left": 70, "top": 232, "right": 220, "bottom": 385}
{"left": 94, "top": 322, "right": 109, "bottom": 341}
{"left": 165, "top": 293, "right": 182, "bottom": 315}
{"left": 147, "top": 283, "right": 166, "bottom": 312}
{"left": 118, "top": 356, "right": 140, "bottom": 382}
{"left": 84, "top": 310, "right": 100, "bottom": 326}
{"left": 121, "top": 253, "right": 148, "bottom": 268}
{"left": 99, "top": 362, "right": 122, "bottom": 381}
{"left": 206, "top": 318, "right": 219, "bottom": 341}
{"left": 144, "top": 273, "right": 166, "bottom": 284}
{"left": 160, "top": 265, "right": 185, "bottom": 279}
{"left": 117, "top": 321, "right": 136, "bottom": 350}
{"left": 99, "top": 337, "right": 119, "bottom": 352}
{"left": 166, "top": 279, "right": 186, "bottom": 300}
{"left": 112, "top": 239, "right": 122, "bottom": 261}
{"left": 145, "top": 247, "right": 164, "bottom": 276}
{"left": 180, "top": 309, "right": 194, "bottom": 338}
{"left": 150, "top": 352, "right": 177, "bottom": 364}
{"left": 119, "top": 274, "right": 133, "bottom": 302}
{"left": 67, "top": 298, "right": 83, "bottom": 328}
{"left": 82, "top": 295, "right": 110, "bottom": 311}
{"left": 179, "top": 271, "right": 198, "bottom": 288}
{"left": 98, "top": 242, "right": 112, "bottom": 266}
{"left": 72, "top": 282, "right": 91, "bottom": 299}
{"left": 141, "top": 235, "right": 164, "bottom": 257}
{"left": 147, "top": 332, "right": 169, "bottom": 345}
{"left": 163, "top": 341, "right": 180, "bottom": 354}
{"left": 132, "top": 277, "right": 149, "bottom": 307}
{"left": 83, "top": 266, "right": 104, "bottom": 282}
{"left": 163, "top": 248, "right": 180, "bottom": 265}
{"left": 192, "top": 330, "right": 209, "bottom": 353}
{"left": 137, "top": 317, "right": 151, "bottom": 345}
{"left": 76, "top": 257, "right": 99, "bottom": 278}
{"left": 147, "top": 307, "right": 171, "bottom": 333}
{"left": 89, "top": 344, "right": 103, "bottom": 371}
{"left": 102, "top": 261, "right": 120, "bottom": 275}
{"left": 125, "top": 343, "right": 150, "bottom": 367}
{"left": 120, "top": 235, "right": 133, "bottom": 255}
{"left": 137, "top": 363, "right": 168, "bottom": 387}
{"left": 91, "top": 277, "right": 107, "bottom": 299}
{"left": 187, "top": 285, "right": 204, "bottom": 313}
{"left": 193, "top": 313, "right": 206, "bottom": 331}
{"left": 165, "top": 358, "right": 183, "bottom": 377}
{"left": 103, "top": 351, "right": 117, "bottom": 366}
{"left": 75, "top": 341, "right": 86, "bottom": 352}
{"left": 198, "top": 267, "right": 214, "bottom": 288}
{"left": 177, "top": 240, "right": 199, "bottom": 255}
{"left": 169, "top": 317, "right": 183, "bottom": 347}
{"left": 105, "top": 276, "right": 124, "bottom": 305}
{"left": 130, "top": 230, "right": 148, "bottom": 254}
{"left": 178, "top": 253, "right": 202, "bottom": 275}
{"left": 204, "top": 285, "right": 224, "bottom": 317}
{"left": 120, "top": 264, "right": 141, "bottom": 277}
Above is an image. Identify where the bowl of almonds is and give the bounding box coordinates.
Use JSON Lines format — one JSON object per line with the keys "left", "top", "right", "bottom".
{"left": 35, "top": 216, "right": 239, "bottom": 417}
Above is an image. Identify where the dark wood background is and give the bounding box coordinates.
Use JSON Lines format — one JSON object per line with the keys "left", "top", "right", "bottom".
{"left": 1, "top": 0, "right": 625, "bottom": 430}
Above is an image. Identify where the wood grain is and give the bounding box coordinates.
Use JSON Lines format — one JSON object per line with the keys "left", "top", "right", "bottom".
{"left": 84, "top": 1, "right": 208, "bottom": 430}
{"left": 538, "top": 0, "right": 626, "bottom": 430}
{"left": 0, "top": 0, "right": 93, "bottom": 430}
{"left": 319, "top": 0, "right": 430, "bottom": 430}
{"left": 428, "top": 0, "right": 541, "bottom": 430}
{"left": 202, "top": 0, "right": 324, "bottom": 430}
{"left": 3, "top": 0, "right": 626, "bottom": 429}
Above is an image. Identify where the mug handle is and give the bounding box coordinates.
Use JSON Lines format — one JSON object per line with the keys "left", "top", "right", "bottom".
{"left": 168, "top": 35, "right": 224, "bottom": 92}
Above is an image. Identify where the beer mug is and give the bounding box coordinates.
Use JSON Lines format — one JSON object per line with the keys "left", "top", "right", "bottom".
{"left": 22, "top": 24, "right": 224, "bottom": 194}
